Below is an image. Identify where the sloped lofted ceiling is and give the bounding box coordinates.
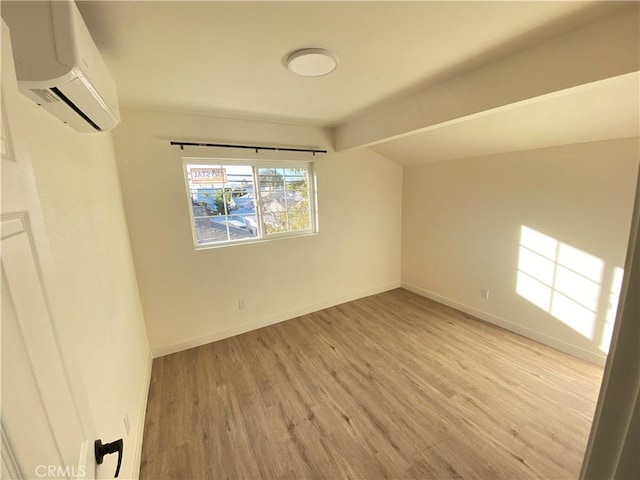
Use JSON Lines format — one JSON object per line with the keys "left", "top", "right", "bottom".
{"left": 371, "top": 73, "right": 640, "bottom": 165}
{"left": 76, "top": 1, "right": 640, "bottom": 164}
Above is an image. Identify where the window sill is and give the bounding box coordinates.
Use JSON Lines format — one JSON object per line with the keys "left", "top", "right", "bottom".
{"left": 194, "top": 231, "right": 318, "bottom": 251}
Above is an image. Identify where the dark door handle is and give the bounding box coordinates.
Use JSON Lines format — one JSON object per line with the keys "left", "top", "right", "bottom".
{"left": 95, "top": 438, "right": 123, "bottom": 478}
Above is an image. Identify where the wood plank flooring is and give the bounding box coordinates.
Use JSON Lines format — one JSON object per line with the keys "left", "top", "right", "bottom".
{"left": 140, "top": 288, "right": 603, "bottom": 479}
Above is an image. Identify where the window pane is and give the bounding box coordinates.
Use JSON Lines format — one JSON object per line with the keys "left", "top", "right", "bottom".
{"left": 194, "top": 217, "right": 230, "bottom": 245}
{"left": 263, "top": 212, "right": 287, "bottom": 234}
{"left": 187, "top": 163, "right": 261, "bottom": 245}
{"left": 258, "top": 168, "right": 285, "bottom": 191}
{"left": 283, "top": 167, "right": 306, "bottom": 176}
{"left": 284, "top": 178, "right": 309, "bottom": 211}
{"left": 287, "top": 210, "right": 311, "bottom": 231}
{"left": 186, "top": 162, "right": 315, "bottom": 247}
{"left": 193, "top": 188, "right": 232, "bottom": 216}
{"left": 223, "top": 216, "right": 259, "bottom": 239}
{"left": 195, "top": 216, "right": 258, "bottom": 246}
{"left": 190, "top": 191, "right": 216, "bottom": 217}
{"left": 258, "top": 166, "right": 312, "bottom": 235}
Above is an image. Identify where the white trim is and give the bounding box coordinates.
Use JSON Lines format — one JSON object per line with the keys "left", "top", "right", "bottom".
{"left": 132, "top": 350, "right": 153, "bottom": 479}
{"left": 1, "top": 423, "right": 23, "bottom": 480}
{"left": 402, "top": 282, "right": 606, "bottom": 366}
{"left": 580, "top": 164, "right": 640, "bottom": 478}
{"left": 182, "top": 156, "right": 314, "bottom": 167}
{"left": 195, "top": 231, "right": 319, "bottom": 250}
{"left": 1, "top": 94, "right": 16, "bottom": 163}
{"left": 1, "top": 212, "right": 27, "bottom": 240}
{"left": 152, "top": 281, "right": 401, "bottom": 358}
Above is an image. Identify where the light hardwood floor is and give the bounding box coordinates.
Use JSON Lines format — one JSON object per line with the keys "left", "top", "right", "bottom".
{"left": 140, "top": 288, "right": 603, "bottom": 479}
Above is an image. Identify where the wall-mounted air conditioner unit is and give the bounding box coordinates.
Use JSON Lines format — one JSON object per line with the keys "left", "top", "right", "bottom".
{"left": 1, "top": 0, "right": 120, "bottom": 133}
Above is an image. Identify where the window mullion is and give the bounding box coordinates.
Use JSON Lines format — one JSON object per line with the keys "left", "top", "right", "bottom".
{"left": 221, "top": 176, "right": 231, "bottom": 241}
{"left": 253, "top": 166, "right": 265, "bottom": 238}
{"left": 282, "top": 171, "right": 290, "bottom": 233}
{"left": 309, "top": 168, "right": 316, "bottom": 232}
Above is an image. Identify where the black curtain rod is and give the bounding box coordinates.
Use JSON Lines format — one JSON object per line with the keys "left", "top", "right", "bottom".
{"left": 170, "top": 141, "right": 327, "bottom": 155}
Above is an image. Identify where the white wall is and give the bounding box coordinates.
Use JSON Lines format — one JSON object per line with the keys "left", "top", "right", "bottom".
{"left": 13, "top": 101, "right": 151, "bottom": 477}
{"left": 112, "top": 109, "right": 402, "bottom": 355}
{"left": 402, "top": 138, "right": 639, "bottom": 365}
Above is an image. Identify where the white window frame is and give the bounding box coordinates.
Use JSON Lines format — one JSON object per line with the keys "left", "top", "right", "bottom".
{"left": 183, "top": 157, "right": 318, "bottom": 249}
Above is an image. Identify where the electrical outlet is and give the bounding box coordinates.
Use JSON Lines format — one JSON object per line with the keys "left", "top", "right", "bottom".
{"left": 123, "top": 414, "right": 131, "bottom": 436}
{"left": 238, "top": 299, "right": 245, "bottom": 310}
{"left": 481, "top": 288, "right": 490, "bottom": 300}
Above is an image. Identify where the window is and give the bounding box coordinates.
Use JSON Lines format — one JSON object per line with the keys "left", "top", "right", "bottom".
{"left": 183, "top": 159, "right": 316, "bottom": 248}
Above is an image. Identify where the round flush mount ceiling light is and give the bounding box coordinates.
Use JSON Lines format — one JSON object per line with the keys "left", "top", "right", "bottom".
{"left": 287, "top": 48, "right": 337, "bottom": 77}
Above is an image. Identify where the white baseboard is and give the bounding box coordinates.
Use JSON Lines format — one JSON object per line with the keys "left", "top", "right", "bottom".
{"left": 132, "top": 349, "right": 153, "bottom": 479}
{"left": 152, "top": 281, "right": 402, "bottom": 358}
{"left": 402, "top": 282, "right": 606, "bottom": 366}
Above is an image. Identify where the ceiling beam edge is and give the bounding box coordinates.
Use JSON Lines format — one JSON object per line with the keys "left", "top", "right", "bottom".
{"left": 336, "top": 7, "right": 640, "bottom": 152}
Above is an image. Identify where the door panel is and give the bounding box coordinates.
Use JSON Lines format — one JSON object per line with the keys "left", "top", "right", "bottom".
{"left": 2, "top": 216, "right": 89, "bottom": 479}
{"left": 2, "top": 268, "right": 62, "bottom": 476}
{"left": 1, "top": 427, "right": 23, "bottom": 479}
{"left": 1, "top": 18, "right": 96, "bottom": 480}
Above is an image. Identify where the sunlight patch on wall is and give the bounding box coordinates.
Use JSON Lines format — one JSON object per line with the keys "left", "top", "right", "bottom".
{"left": 516, "top": 226, "right": 604, "bottom": 340}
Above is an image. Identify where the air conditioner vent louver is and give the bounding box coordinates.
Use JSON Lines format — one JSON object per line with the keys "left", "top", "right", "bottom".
{"left": 31, "top": 89, "right": 59, "bottom": 103}
{"left": 2, "top": 0, "right": 120, "bottom": 133}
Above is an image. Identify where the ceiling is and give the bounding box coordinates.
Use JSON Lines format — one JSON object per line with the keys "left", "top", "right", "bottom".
{"left": 74, "top": 1, "right": 639, "bottom": 165}
{"left": 77, "top": 1, "right": 624, "bottom": 127}
{"left": 372, "top": 73, "right": 640, "bottom": 165}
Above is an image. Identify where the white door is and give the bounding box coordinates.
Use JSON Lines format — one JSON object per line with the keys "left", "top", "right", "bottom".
{"left": 1, "top": 20, "right": 98, "bottom": 480}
